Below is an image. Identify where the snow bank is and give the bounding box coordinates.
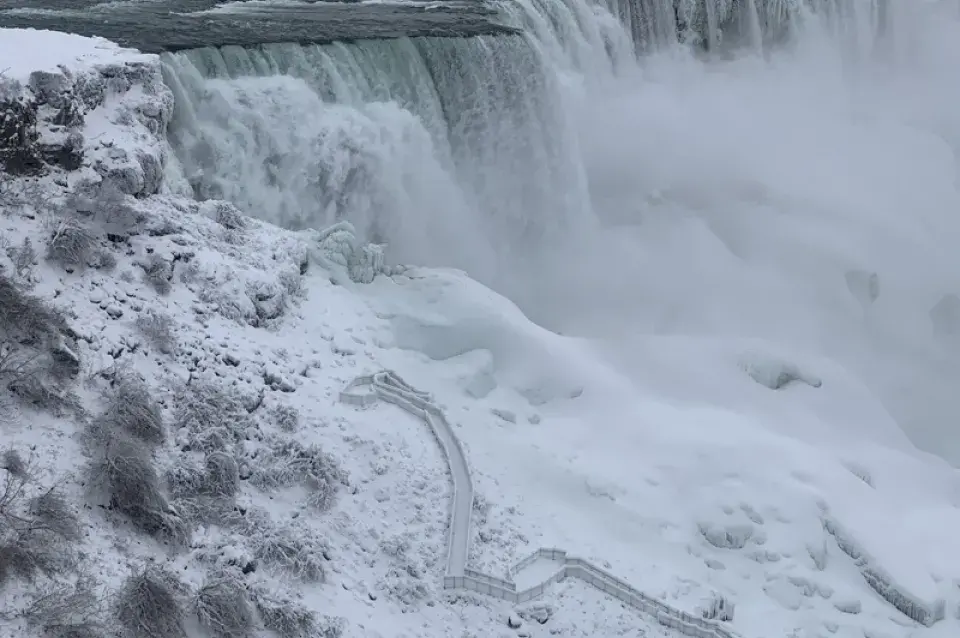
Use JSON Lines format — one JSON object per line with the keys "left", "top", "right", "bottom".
{"left": 0, "top": 28, "right": 152, "bottom": 81}
{"left": 362, "top": 266, "right": 633, "bottom": 408}
{"left": 823, "top": 515, "right": 945, "bottom": 626}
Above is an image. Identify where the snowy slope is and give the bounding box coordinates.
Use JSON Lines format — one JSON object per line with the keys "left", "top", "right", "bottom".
{"left": 1, "top": 24, "right": 959, "bottom": 638}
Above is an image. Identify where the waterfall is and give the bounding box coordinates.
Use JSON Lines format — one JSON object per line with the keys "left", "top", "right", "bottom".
{"left": 743, "top": 0, "right": 764, "bottom": 52}
{"left": 160, "top": 0, "right": 642, "bottom": 285}
{"left": 159, "top": 0, "right": 904, "bottom": 287}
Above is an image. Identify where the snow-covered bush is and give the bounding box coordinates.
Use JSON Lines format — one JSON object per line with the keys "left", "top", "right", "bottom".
{"left": 115, "top": 566, "right": 188, "bottom": 638}
{"left": 246, "top": 278, "right": 289, "bottom": 326}
{"left": 251, "top": 584, "right": 315, "bottom": 638}
{"left": 6, "top": 236, "right": 37, "bottom": 280}
{"left": 65, "top": 178, "right": 142, "bottom": 239}
{"left": 266, "top": 402, "right": 300, "bottom": 433}
{"left": 380, "top": 565, "right": 432, "bottom": 607}
{"left": 249, "top": 437, "right": 346, "bottom": 511}
{"left": 276, "top": 267, "right": 304, "bottom": 299}
{"left": 7, "top": 374, "right": 82, "bottom": 416}
{"left": 94, "top": 432, "right": 189, "bottom": 543}
{"left": 204, "top": 451, "right": 240, "bottom": 498}
{"left": 0, "top": 273, "right": 80, "bottom": 402}
{"left": 173, "top": 380, "right": 255, "bottom": 454}
{"left": 0, "top": 451, "right": 79, "bottom": 586}
{"left": 247, "top": 519, "right": 327, "bottom": 582}
{"left": 137, "top": 253, "right": 173, "bottom": 295}
{"left": 250, "top": 583, "right": 346, "bottom": 638}
{"left": 99, "top": 375, "right": 165, "bottom": 446}
{"left": 135, "top": 309, "right": 177, "bottom": 355}
{"left": 194, "top": 569, "right": 255, "bottom": 638}
{"left": 89, "top": 248, "right": 117, "bottom": 272}
{"left": 166, "top": 451, "right": 239, "bottom": 524}
{"left": 19, "top": 574, "right": 105, "bottom": 637}
{"left": 210, "top": 201, "right": 247, "bottom": 231}
{"left": 0, "top": 274, "right": 69, "bottom": 345}
{"left": 45, "top": 215, "right": 96, "bottom": 269}
{"left": 27, "top": 487, "right": 81, "bottom": 541}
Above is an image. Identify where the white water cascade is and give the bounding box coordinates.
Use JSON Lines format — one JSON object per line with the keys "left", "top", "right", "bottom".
{"left": 160, "top": 0, "right": 641, "bottom": 285}
{"left": 160, "top": 0, "right": 960, "bottom": 466}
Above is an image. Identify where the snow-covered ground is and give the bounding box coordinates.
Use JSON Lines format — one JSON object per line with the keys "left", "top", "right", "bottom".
{"left": 2, "top": 15, "right": 960, "bottom": 638}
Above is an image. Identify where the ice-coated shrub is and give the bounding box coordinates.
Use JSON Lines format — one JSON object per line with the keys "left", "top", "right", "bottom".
{"left": 40, "top": 623, "right": 104, "bottom": 638}
{"left": 0, "top": 274, "right": 69, "bottom": 345}
{"left": 97, "top": 432, "right": 189, "bottom": 543}
{"left": 137, "top": 253, "right": 173, "bottom": 295}
{"left": 2, "top": 448, "right": 27, "bottom": 477}
{"left": 115, "top": 566, "right": 188, "bottom": 638}
{"left": 66, "top": 178, "right": 141, "bottom": 238}
{"left": 212, "top": 201, "right": 247, "bottom": 231}
{"left": 267, "top": 402, "right": 300, "bottom": 433}
{"left": 698, "top": 521, "right": 756, "bottom": 550}
{"left": 0, "top": 274, "right": 81, "bottom": 414}
{"left": 100, "top": 375, "right": 165, "bottom": 446}
{"left": 249, "top": 437, "right": 346, "bottom": 511}
{"left": 0, "top": 451, "right": 80, "bottom": 587}
{"left": 89, "top": 248, "right": 117, "bottom": 272}
{"left": 276, "top": 268, "right": 303, "bottom": 300}
{"left": 204, "top": 452, "right": 240, "bottom": 498}
{"left": 167, "top": 454, "right": 237, "bottom": 500}
{"left": 246, "top": 278, "right": 288, "bottom": 326}
{"left": 171, "top": 496, "right": 236, "bottom": 527}
{"left": 0, "top": 273, "right": 75, "bottom": 390}
{"left": 28, "top": 488, "right": 81, "bottom": 541}
{"left": 135, "top": 309, "right": 177, "bottom": 355}
{"left": 165, "top": 459, "right": 207, "bottom": 500}
{"left": 194, "top": 570, "right": 255, "bottom": 638}
{"left": 380, "top": 566, "right": 432, "bottom": 608}
{"left": 196, "top": 278, "right": 257, "bottom": 326}
{"left": 200, "top": 507, "right": 318, "bottom": 577}
{"left": 248, "top": 520, "right": 327, "bottom": 582}
{"left": 166, "top": 452, "right": 239, "bottom": 525}
{"left": 45, "top": 216, "right": 96, "bottom": 269}
{"left": 8, "top": 236, "right": 37, "bottom": 279}
{"left": 7, "top": 375, "right": 81, "bottom": 416}
{"left": 174, "top": 380, "right": 254, "bottom": 454}
{"left": 249, "top": 583, "right": 319, "bottom": 638}
{"left": 20, "top": 574, "right": 104, "bottom": 637}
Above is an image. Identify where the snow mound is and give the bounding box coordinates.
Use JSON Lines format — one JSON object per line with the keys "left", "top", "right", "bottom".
{"left": 0, "top": 28, "right": 152, "bottom": 80}
{"left": 364, "top": 266, "right": 630, "bottom": 408}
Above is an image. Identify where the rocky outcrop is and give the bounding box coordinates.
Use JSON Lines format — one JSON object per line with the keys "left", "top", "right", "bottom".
{"left": 1, "top": 56, "right": 172, "bottom": 198}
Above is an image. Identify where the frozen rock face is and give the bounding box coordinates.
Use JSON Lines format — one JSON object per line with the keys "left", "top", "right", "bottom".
{"left": 0, "top": 56, "right": 172, "bottom": 197}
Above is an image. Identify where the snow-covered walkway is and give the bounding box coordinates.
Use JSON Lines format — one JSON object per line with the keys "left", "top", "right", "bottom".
{"left": 341, "top": 371, "right": 739, "bottom": 638}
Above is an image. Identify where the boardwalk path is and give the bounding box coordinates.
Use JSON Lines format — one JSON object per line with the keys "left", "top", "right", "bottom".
{"left": 341, "top": 371, "right": 739, "bottom": 638}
